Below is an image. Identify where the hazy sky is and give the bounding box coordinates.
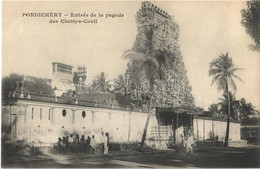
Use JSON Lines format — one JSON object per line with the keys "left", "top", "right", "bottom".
{"left": 2, "top": 1, "right": 259, "bottom": 110}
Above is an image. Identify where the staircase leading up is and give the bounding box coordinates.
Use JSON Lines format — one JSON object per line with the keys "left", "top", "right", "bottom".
{"left": 148, "top": 125, "right": 173, "bottom": 149}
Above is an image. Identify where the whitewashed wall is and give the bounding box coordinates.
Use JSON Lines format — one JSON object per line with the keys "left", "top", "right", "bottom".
{"left": 2, "top": 100, "right": 157, "bottom": 145}
{"left": 2, "top": 100, "right": 241, "bottom": 145}
{"left": 193, "top": 118, "right": 241, "bottom": 141}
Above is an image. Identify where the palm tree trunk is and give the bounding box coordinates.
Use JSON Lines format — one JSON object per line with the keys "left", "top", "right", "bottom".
{"left": 139, "top": 95, "right": 153, "bottom": 151}
{"left": 196, "top": 114, "right": 199, "bottom": 141}
{"left": 224, "top": 80, "right": 231, "bottom": 147}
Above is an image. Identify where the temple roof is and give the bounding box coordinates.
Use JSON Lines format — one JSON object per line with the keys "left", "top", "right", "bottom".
{"left": 2, "top": 74, "right": 54, "bottom": 96}
{"left": 2, "top": 74, "right": 135, "bottom": 111}
{"left": 3, "top": 73, "right": 202, "bottom": 114}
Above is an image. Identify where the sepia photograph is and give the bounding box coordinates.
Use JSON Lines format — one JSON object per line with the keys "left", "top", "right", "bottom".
{"left": 1, "top": 0, "right": 260, "bottom": 168}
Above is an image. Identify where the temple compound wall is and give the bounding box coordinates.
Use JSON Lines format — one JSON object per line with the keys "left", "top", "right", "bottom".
{"left": 172, "top": 118, "right": 240, "bottom": 145}
{"left": 2, "top": 99, "right": 241, "bottom": 147}
{"left": 193, "top": 119, "right": 241, "bottom": 142}
{"left": 2, "top": 99, "right": 158, "bottom": 145}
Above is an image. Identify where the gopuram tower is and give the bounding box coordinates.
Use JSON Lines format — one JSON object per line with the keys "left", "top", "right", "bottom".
{"left": 127, "top": 1, "right": 195, "bottom": 110}
{"left": 124, "top": 2, "right": 202, "bottom": 147}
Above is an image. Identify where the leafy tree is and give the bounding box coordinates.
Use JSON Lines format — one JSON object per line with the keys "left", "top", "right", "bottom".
{"left": 208, "top": 103, "right": 219, "bottom": 114}
{"left": 209, "top": 52, "right": 242, "bottom": 146}
{"left": 241, "top": 0, "right": 260, "bottom": 51}
{"left": 2, "top": 74, "right": 24, "bottom": 95}
{"left": 237, "top": 98, "right": 255, "bottom": 124}
{"left": 209, "top": 96, "right": 256, "bottom": 124}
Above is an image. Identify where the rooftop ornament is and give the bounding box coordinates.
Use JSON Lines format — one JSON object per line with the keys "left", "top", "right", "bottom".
{"left": 27, "top": 93, "right": 31, "bottom": 99}
{"left": 20, "top": 92, "right": 24, "bottom": 98}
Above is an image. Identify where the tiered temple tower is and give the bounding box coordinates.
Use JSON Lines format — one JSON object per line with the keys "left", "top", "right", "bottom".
{"left": 131, "top": 1, "right": 194, "bottom": 109}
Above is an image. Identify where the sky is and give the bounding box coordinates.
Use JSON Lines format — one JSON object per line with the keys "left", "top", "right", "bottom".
{"left": 2, "top": 1, "right": 259, "bottom": 110}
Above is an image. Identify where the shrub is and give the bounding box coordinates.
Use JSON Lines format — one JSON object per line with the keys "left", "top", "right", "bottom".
{"left": 2, "top": 137, "right": 43, "bottom": 157}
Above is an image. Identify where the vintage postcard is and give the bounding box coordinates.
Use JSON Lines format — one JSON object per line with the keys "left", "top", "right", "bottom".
{"left": 1, "top": 1, "right": 260, "bottom": 168}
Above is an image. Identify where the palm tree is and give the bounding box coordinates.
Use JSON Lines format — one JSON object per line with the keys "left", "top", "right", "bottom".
{"left": 122, "top": 50, "right": 168, "bottom": 150}
{"left": 113, "top": 74, "right": 127, "bottom": 96}
{"left": 123, "top": 50, "right": 167, "bottom": 83}
{"left": 92, "top": 72, "right": 111, "bottom": 93}
{"left": 209, "top": 52, "right": 242, "bottom": 146}
{"left": 218, "top": 92, "right": 240, "bottom": 120}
